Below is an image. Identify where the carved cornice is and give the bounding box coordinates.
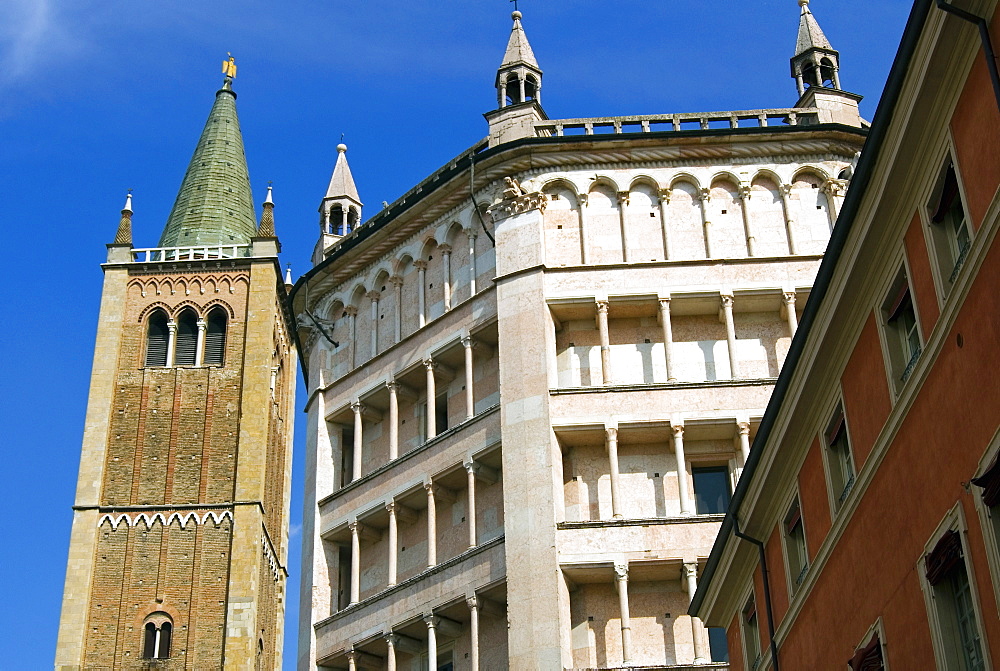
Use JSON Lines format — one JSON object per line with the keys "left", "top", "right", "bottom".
{"left": 488, "top": 190, "right": 548, "bottom": 222}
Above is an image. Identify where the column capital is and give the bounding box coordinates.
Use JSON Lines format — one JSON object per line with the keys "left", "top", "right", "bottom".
{"left": 823, "top": 178, "right": 848, "bottom": 197}
{"left": 782, "top": 290, "right": 797, "bottom": 305}
{"left": 167, "top": 321, "right": 177, "bottom": 331}
{"left": 464, "top": 460, "right": 479, "bottom": 476}
{"left": 414, "top": 259, "right": 428, "bottom": 270}
{"left": 423, "top": 357, "right": 437, "bottom": 371}
{"left": 466, "top": 595, "right": 479, "bottom": 610}
{"left": 614, "top": 562, "right": 629, "bottom": 580}
{"left": 698, "top": 188, "right": 711, "bottom": 202}
{"left": 605, "top": 426, "right": 619, "bottom": 442}
{"left": 682, "top": 561, "right": 699, "bottom": 578}
{"left": 423, "top": 613, "right": 439, "bottom": 628}
{"left": 658, "top": 188, "right": 672, "bottom": 203}
{"left": 348, "top": 520, "right": 360, "bottom": 534}
{"left": 779, "top": 183, "right": 793, "bottom": 197}
{"left": 617, "top": 191, "right": 630, "bottom": 206}
{"left": 196, "top": 319, "right": 207, "bottom": 329}
{"left": 737, "top": 421, "right": 751, "bottom": 437}
{"left": 437, "top": 244, "right": 452, "bottom": 254}
{"left": 738, "top": 184, "right": 752, "bottom": 200}
{"left": 658, "top": 296, "right": 672, "bottom": 309}
{"left": 595, "top": 299, "right": 610, "bottom": 314}
{"left": 424, "top": 480, "right": 436, "bottom": 495}
{"left": 672, "top": 423, "right": 685, "bottom": 438}
{"left": 385, "top": 500, "right": 398, "bottom": 515}
{"left": 461, "top": 335, "right": 474, "bottom": 349}
{"left": 386, "top": 380, "right": 399, "bottom": 393}
{"left": 720, "top": 293, "right": 735, "bottom": 309}
{"left": 344, "top": 305, "right": 359, "bottom": 317}
{"left": 383, "top": 633, "right": 399, "bottom": 646}
{"left": 390, "top": 274, "right": 404, "bottom": 287}
{"left": 350, "top": 400, "right": 364, "bottom": 415}
{"left": 366, "top": 290, "right": 381, "bottom": 302}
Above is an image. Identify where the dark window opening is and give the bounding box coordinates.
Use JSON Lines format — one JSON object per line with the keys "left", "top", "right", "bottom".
{"left": 883, "top": 273, "right": 921, "bottom": 385}
{"left": 145, "top": 310, "right": 169, "bottom": 367}
{"left": 174, "top": 309, "right": 198, "bottom": 366}
{"left": 337, "top": 545, "right": 351, "bottom": 610}
{"left": 930, "top": 162, "right": 971, "bottom": 285}
{"left": 693, "top": 466, "right": 731, "bottom": 515}
{"left": 204, "top": 308, "right": 227, "bottom": 366}
{"left": 341, "top": 428, "right": 355, "bottom": 488}
{"left": 142, "top": 618, "right": 172, "bottom": 659}
{"left": 709, "top": 627, "right": 729, "bottom": 663}
{"left": 435, "top": 393, "right": 448, "bottom": 435}
{"left": 785, "top": 499, "right": 809, "bottom": 589}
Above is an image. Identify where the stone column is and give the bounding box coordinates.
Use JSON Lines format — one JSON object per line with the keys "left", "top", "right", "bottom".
{"left": 739, "top": 184, "right": 756, "bottom": 257}
{"left": 606, "top": 427, "right": 624, "bottom": 519}
{"left": 165, "top": 320, "right": 177, "bottom": 367}
{"left": 462, "top": 336, "right": 475, "bottom": 420}
{"left": 465, "top": 462, "right": 478, "bottom": 549}
{"left": 657, "top": 189, "right": 672, "bottom": 260}
{"left": 348, "top": 521, "right": 361, "bottom": 605}
{"left": 351, "top": 401, "right": 364, "bottom": 482}
{"left": 195, "top": 319, "right": 207, "bottom": 366}
{"left": 658, "top": 297, "right": 675, "bottom": 381}
{"left": 467, "top": 596, "right": 480, "bottom": 671}
{"left": 673, "top": 424, "right": 694, "bottom": 515}
{"left": 415, "top": 260, "right": 428, "bottom": 328}
{"left": 596, "top": 300, "right": 613, "bottom": 385}
{"left": 519, "top": 76, "right": 526, "bottom": 103}
{"left": 615, "top": 563, "right": 634, "bottom": 665}
{"left": 425, "top": 482, "right": 437, "bottom": 568}
{"left": 385, "top": 634, "right": 398, "bottom": 671}
{"left": 579, "top": 193, "right": 590, "bottom": 264}
{"left": 345, "top": 305, "right": 358, "bottom": 368}
{"left": 697, "top": 188, "right": 713, "bottom": 258}
{"left": 778, "top": 184, "right": 799, "bottom": 255}
{"left": 783, "top": 291, "right": 798, "bottom": 336}
{"left": 425, "top": 615, "right": 438, "bottom": 669}
{"left": 823, "top": 179, "right": 846, "bottom": 229}
{"left": 617, "top": 191, "right": 631, "bottom": 263}
{"left": 387, "top": 381, "right": 399, "bottom": 461}
{"left": 391, "top": 275, "right": 403, "bottom": 343}
{"left": 424, "top": 358, "right": 437, "bottom": 441}
{"left": 738, "top": 422, "right": 751, "bottom": 465}
{"left": 347, "top": 649, "right": 358, "bottom": 671}
{"left": 468, "top": 232, "right": 478, "bottom": 296}
{"left": 367, "top": 290, "right": 380, "bottom": 358}
{"left": 386, "top": 501, "right": 399, "bottom": 587}
{"left": 685, "top": 562, "right": 710, "bottom": 663}
{"left": 440, "top": 244, "right": 453, "bottom": 311}
{"left": 794, "top": 66, "right": 805, "bottom": 96}
{"left": 720, "top": 294, "right": 739, "bottom": 380}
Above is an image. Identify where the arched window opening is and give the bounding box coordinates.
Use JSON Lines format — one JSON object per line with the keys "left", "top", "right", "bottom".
{"left": 145, "top": 310, "right": 169, "bottom": 367}
{"left": 174, "top": 309, "right": 198, "bottom": 367}
{"left": 525, "top": 76, "right": 537, "bottom": 101}
{"left": 204, "top": 308, "right": 228, "bottom": 366}
{"left": 505, "top": 78, "right": 520, "bottom": 106}
{"left": 331, "top": 205, "right": 346, "bottom": 236}
{"left": 819, "top": 58, "right": 835, "bottom": 87}
{"left": 802, "top": 62, "right": 820, "bottom": 88}
{"left": 142, "top": 614, "right": 172, "bottom": 659}
{"left": 347, "top": 208, "right": 359, "bottom": 234}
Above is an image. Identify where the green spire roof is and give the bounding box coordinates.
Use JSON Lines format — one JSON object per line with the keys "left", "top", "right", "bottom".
{"left": 158, "top": 78, "right": 256, "bottom": 248}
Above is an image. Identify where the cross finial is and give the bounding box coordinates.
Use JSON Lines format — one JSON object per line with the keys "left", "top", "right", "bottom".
{"left": 510, "top": 0, "right": 519, "bottom": 13}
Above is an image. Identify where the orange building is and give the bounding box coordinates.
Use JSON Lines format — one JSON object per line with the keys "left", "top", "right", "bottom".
{"left": 690, "top": 0, "right": 1000, "bottom": 669}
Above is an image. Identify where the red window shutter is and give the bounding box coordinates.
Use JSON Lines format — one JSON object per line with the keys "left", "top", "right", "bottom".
{"left": 931, "top": 165, "right": 960, "bottom": 224}
{"left": 848, "top": 633, "right": 884, "bottom": 671}
{"left": 971, "top": 453, "right": 1000, "bottom": 508}
{"left": 925, "top": 530, "right": 963, "bottom": 586}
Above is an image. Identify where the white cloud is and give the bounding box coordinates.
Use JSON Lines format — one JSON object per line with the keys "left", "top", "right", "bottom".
{"left": 0, "top": 0, "right": 87, "bottom": 90}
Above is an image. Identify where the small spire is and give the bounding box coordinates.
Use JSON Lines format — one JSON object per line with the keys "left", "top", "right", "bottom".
{"left": 257, "top": 184, "right": 276, "bottom": 238}
{"left": 114, "top": 189, "right": 134, "bottom": 245}
{"left": 325, "top": 143, "right": 362, "bottom": 204}
{"left": 501, "top": 9, "right": 539, "bottom": 69}
{"left": 285, "top": 265, "right": 293, "bottom": 286}
{"left": 795, "top": 0, "right": 833, "bottom": 55}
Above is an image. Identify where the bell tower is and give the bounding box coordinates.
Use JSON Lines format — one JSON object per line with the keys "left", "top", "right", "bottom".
{"left": 485, "top": 10, "right": 548, "bottom": 147}
{"left": 56, "top": 60, "right": 297, "bottom": 670}
{"left": 790, "top": 0, "right": 863, "bottom": 125}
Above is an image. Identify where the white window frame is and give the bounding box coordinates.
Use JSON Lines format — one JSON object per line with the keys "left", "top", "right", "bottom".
{"left": 874, "top": 258, "right": 924, "bottom": 397}
{"left": 779, "top": 491, "right": 810, "bottom": 598}
{"left": 919, "top": 139, "right": 975, "bottom": 305}
{"left": 970, "top": 427, "right": 1000, "bottom": 619}
{"left": 917, "top": 504, "right": 993, "bottom": 671}
{"left": 817, "top": 393, "right": 857, "bottom": 517}
{"left": 851, "top": 618, "right": 891, "bottom": 671}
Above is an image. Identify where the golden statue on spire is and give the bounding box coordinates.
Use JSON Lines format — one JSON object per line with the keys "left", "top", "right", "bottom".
{"left": 222, "top": 53, "right": 237, "bottom": 79}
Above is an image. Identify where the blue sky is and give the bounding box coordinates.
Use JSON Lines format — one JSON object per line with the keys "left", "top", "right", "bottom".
{"left": 0, "top": 0, "right": 912, "bottom": 667}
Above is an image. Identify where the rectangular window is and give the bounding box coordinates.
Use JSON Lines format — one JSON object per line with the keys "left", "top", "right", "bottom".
{"left": 881, "top": 271, "right": 921, "bottom": 389}
{"left": 784, "top": 499, "right": 809, "bottom": 592}
{"left": 928, "top": 161, "right": 972, "bottom": 291}
{"left": 972, "top": 451, "right": 1000, "bottom": 619}
{"left": 824, "top": 407, "right": 855, "bottom": 509}
{"left": 708, "top": 626, "right": 729, "bottom": 663}
{"left": 693, "top": 466, "right": 732, "bottom": 515}
{"left": 435, "top": 392, "right": 448, "bottom": 435}
{"left": 340, "top": 428, "right": 354, "bottom": 488}
{"left": 742, "top": 596, "right": 762, "bottom": 670}
{"left": 925, "top": 530, "right": 987, "bottom": 671}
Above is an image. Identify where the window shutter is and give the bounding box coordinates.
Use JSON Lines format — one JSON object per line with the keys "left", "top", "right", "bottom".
{"left": 886, "top": 284, "right": 912, "bottom": 322}
{"left": 784, "top": 502, "right": 802, "bottom": 535}
{"left": 931, "top": 165, "right": 960, "bottom": 224}
{"left": 175, "top": 312, "right": 198, "bottom": 366}
{"left": 204, "top": 310, "right": 227, "bottom": 366}
{"left": 826, "top": 414, "right": 846, "bottom": 446}
{"left": 925, "top": 530, "right": 963, "bottom": 586}
{"left": 848, "top": 633, "right": 884, "bottom": 671}
{"left": 972, "top": 453, "right": 1000, "bottom": 507}
{"left": 145, "top": 312, "right": 169, "bottom": 367}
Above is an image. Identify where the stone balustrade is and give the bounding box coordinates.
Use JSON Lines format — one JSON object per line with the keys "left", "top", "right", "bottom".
{"left": 535, "top": 108, "right": 820, "bottom": 137}
{"left": 130, "top": 244, "right": 250, "bottom": 262}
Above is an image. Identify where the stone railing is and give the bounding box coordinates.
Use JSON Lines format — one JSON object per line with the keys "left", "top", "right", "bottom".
{"left": 130, "top": 245, "right": 251, "bottom": 262}
{"left": 535, "top": 108, "right": 820, "bottom": 137}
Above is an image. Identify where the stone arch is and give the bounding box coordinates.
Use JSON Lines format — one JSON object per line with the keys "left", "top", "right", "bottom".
{"left": 709, "top": 174, "right": 746, "bottom": 258}
{"left": 137, "top": 302, "right": 173, "bottom": 324}
{"left": 372, "top": 268, "right": 395, "bottom": 353}
{"left": 201, "top": 298, "right": 236, "bottom": 319}
{"left": 587, "top": 180, "right": 624, "bottom": 264}
{"left": 626, "top": 179, "right": 665, "bottom": 262}
{"left": 471, "top": 203, "right": 496, "bottom": 291}
{"left": 749, "top": 173, "right": 789, "bottom": 255}
{"left": 171, "top": 300, "right": 203, "bottom": 319}
{"left": 420, "top": 237, "right": 446, "bottom": 321}
{"left": 396, "top": 254, "right": 420, "bottom": 338}
{"left": 444, "top": 223, "right": 472, "bottom": 306}
{"left": 666, "top": 179, "right": 707, "bottom": 260}
{"left": 542, "top": 179, "right": 583, "bottom": 266}
{"left": 790, "top": 169, "right": 832, "bottom": 254}
{"left": 669, "top": 173, "right": 703, "bottom": 191}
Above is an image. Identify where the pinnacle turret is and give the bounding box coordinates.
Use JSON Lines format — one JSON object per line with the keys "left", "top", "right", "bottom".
{"left": 495, "top": 10, "right": 543, "bottom": 108}
{"left": 257, "top": 185, "right": 276, "bottom": 238}
{"left": 114, "top": 191, "right": 134, "bottom": 246}
{"left": 791, "top": 0, "right": 842, "bottom": 95}
{"left": 158, "top": 74, "right": 256, "bottom": 248}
